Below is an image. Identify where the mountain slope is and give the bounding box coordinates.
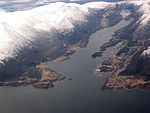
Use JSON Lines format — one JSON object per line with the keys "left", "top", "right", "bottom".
{"left": 0, "top": 1, "right": 115, "bottom": 80}
{"left": 0, "top": 2, "right": 113, "bottom": 64}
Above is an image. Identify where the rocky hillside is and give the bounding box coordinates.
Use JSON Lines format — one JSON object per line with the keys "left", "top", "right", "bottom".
{"left": 101, "top": 0, "right": 150, "bottom": 89}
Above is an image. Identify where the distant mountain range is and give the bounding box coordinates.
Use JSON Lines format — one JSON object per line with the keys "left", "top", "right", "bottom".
{"left": 0, "top": 0, "right": 133, "bottom": 12}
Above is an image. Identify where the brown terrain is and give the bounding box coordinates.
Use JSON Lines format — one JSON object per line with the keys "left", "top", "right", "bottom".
{"left": 0, "top": 63, "right": 62, "bottom": 89}
{"left": 104, "top": 75, "right": 150, "bottom": 90}
{"left": 97, "top": 10, "right": 150, "bottom": 90}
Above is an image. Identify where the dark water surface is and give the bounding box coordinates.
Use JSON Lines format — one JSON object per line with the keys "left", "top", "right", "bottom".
{"left": 0, "top": 19, "right": 150, "bottom": 113}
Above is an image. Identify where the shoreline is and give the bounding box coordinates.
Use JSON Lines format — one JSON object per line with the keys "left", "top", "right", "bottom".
{"left": 0, "top": 22, "right": 97, "bottom": 89}
{"left": 97, "top": 18, "right": 150, "bottom": 90}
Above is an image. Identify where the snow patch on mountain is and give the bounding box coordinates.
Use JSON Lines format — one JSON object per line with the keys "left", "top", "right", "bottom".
{"left": 128, "top": 0, "right": 150, "bottom": 25}
{"left": 83, "top": 2, "right": 114, "bottom": 9}
{"left": 142, "top": 46, "right": 150, "bottom": 56}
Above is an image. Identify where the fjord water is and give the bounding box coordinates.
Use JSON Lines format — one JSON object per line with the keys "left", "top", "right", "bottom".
{"left": 0, "top": 19, "right": 150, "bottom": 113}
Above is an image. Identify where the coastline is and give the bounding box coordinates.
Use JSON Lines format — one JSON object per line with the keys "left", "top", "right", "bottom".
{"left": 97, "top": 17, "right": 150, "bottom": 90}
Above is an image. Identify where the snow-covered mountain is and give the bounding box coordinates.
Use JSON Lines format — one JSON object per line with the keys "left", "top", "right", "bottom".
{"left": 0, "top": 0, "right": 150, "bottom": 79}
{"left": 0, "top": 2, "right": 113, "bottom": 65}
